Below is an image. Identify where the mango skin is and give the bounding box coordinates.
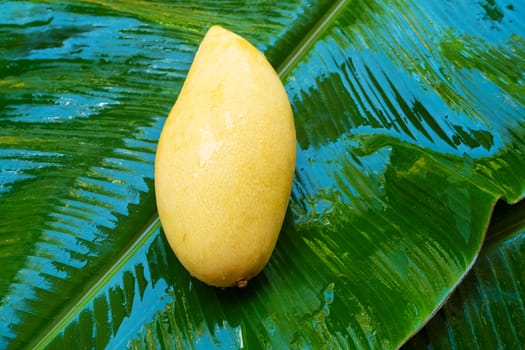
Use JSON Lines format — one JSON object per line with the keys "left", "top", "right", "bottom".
{"left": 154, "top": 26, "right": 296, "bottom": 287}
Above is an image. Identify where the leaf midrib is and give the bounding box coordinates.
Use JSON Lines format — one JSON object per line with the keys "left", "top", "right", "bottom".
{"left": 277, "top": 0, "right": 349, "bottom": 78}
{"left": 31, "top": 218, "right": 161, "bottom": 349}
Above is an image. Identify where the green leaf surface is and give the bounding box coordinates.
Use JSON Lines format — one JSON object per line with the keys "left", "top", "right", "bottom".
{"left": 404, "top": 200, "right": 525, "bottom": 349}
{"left": 0, "top": 0, "right": 524, "bottom": 349}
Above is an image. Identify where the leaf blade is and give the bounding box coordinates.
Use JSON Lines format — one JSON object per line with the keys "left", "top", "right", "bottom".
{"left": 1, "top": 0, "right": 524, "bottom": 349}
{"left": 404, "top": 200, "right": 525, "bottom": 349}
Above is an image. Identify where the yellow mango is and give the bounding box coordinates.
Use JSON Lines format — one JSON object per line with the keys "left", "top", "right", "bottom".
{"left": 154, "top": 26, "right": 296, "bottom": 287}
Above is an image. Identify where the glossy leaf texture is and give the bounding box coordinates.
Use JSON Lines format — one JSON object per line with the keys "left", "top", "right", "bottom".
{"left": 0, "top": 0, "right": 524, "bottom": 349}
{"left": 0, "top": 0, "right": 333, "bottom": 348}
{"left": 404, "top": 200, "right": 525, "bottom": 349}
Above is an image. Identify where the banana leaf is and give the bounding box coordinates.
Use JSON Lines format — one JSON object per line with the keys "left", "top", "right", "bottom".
{"left": 0, "top": 0, "right": 524, "bottom": 349}
{"left": 404, "top": 200, "right": 525, "bottom": 349}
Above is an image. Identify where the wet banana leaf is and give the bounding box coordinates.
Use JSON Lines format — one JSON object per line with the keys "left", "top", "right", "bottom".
{"left": 404, "top": 200, "right": 525, "bottom": 349}
{"left": 1, "top": 0, "right": 524, "bottom": 349}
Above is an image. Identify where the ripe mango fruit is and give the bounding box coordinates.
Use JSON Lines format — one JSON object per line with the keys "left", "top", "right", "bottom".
{"left": 155, "top": 26, "right": 296, "bottom": 287}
